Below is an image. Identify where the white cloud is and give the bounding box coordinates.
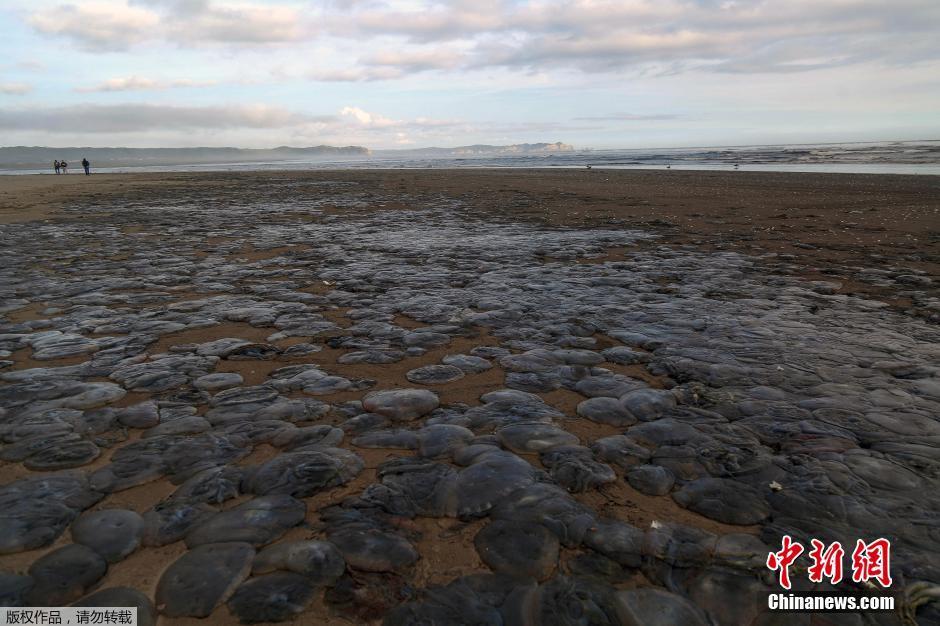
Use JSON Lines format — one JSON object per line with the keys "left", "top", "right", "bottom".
{"left": 329, "top": 0, "right": 940, "bottom": 76}
{"left": 0, "top": 83, "right": 32, "bottom": 95}
{"left": 335, "top": 106, "right": 465, "bottom": 137}
{"left": 74, "top": 76, "right": 218, "bottom": 92}
{"left": 165, "top": 2, "right": 306, "bottom": 44}
{"left": 23, "top": 0, "right": 940, "bottom": 79}
{"left": 0, "top": 102, "right": 465, "bottom": 147}
{"left": 308, "top": 66, "right": 405, "bottom": 82}
{"left": 8, "top": 1, "right": 940, "bottom": 148}
{"left": 29, "top": 2, "right": 160, "bottom": 51}
{"left": 29, "top": 0, "right": 306, "bottom": 50}
{"left": 364, "top": 47, "right": 463, "bottom": 71}
{"left": 339, "top": 106, "right": 398, "bottom": 127}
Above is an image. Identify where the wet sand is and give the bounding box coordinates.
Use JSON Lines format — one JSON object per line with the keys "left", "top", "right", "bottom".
{"left": 3, "top": 169, "right": 938, "bottom": 316}
{"left": 1, "top": 169, "right": 939, "bottom": 624}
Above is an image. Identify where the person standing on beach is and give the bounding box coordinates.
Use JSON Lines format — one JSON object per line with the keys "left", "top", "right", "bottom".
{"left": 54, "top": 160, "right": 60, "bottom": 174}
{"left": 82, "top": 158, "right": 90, "bottom": 175}
{"left": 61, "top": 160, "right": 68, "bottom": 174}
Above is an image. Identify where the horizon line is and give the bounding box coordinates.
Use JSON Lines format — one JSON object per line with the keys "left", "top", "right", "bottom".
{"left": 1, "top": 138, "right": 938, "bottom": 153}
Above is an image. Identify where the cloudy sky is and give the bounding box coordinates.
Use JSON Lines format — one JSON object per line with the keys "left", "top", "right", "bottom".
{"left": 0, "top": 0, "right": 938, "bottom": 149}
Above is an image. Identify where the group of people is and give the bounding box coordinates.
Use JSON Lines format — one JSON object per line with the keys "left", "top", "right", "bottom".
{"left": 53, "top": 158, "right": 91, "bottom": 175}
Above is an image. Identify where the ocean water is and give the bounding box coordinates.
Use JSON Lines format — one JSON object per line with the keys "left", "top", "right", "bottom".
{"left": 3, "top": 140, "right": 939, "bottom": 176}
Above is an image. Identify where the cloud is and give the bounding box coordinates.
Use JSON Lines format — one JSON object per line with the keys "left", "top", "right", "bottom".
{"left": 364, "top": 48, "right": 463, "bottom": 72}
{"left": 326, "top": 108, "right": 592, "bottom": 145}
{"left": 343, "top": 3, "right": 505, "bottom": 43}
{"left": 308, "top": 66, "right": 406, "bottom": 82}
{"left": 0, "top": 102, "right": 464, "bottom": 147}
{"left": 29, "top": 2, "right": 160, "bottom": 51}
{"left": 0, "top": 83, "right": 32, "bottom": 96}
{"left": 164, "top": 2, "right": 306, "bottom": 44}
{"left": 308, "top": 48, "right": 469, "bottom": 81}
{"left": 327, "top": 0, "right": 940, "bottom": 77}
{"left": 0, "top": 103, "right": 332, "bottom": 133}
{"left": 23, "top": 0, "right": 940, "bottom": 81}
{"left": 573, "top": 113, "right": 680, "bottom": 121}
{"left": 339, "top": 106, "right": 398, "bottom": 127}
{"left": 29, "top": 0, "right": 306, "bottom": 50}
{"left": 337, "top": 106, "right": 461, "bottom": 133}
{"left": 75, "top": 77, "right": 218, "bottom": 92}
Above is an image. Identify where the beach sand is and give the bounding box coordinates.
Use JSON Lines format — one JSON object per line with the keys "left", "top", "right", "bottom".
{"left": 1, "top": 169, "right": 939, "bottom": 624}
{"left": 3, "top": 169, "right": 937, "bottom": 314}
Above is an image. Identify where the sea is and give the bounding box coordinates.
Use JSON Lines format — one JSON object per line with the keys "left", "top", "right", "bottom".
{"left": 2, "top": 140, "right": 939, "bottom": 176}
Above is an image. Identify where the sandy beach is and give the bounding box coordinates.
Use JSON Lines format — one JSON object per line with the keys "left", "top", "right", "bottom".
{"left": 3, "top": 170, "right": 938, "bottom": 315}
{"left": 1, "top": 169, "right": 939, "bottom": 624}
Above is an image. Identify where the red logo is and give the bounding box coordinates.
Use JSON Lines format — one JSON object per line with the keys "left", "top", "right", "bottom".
{"left": 851, "top": 538, "right": 893, "bottom": 588}
{"left": 807, "top": 539, "right": 845, "bottom": 584}
{"left": 766, "top": 534, "right": 804, "bottom": 590}
{"left": 767, "top": 537, "right": 892, "bottom": 589}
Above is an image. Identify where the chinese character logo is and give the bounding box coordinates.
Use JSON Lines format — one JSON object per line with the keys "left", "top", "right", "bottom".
{"left": 807, "top": 539, "right": 845, "bottom": 584}
{"left": 767, "top": 536, "right": 893, "bottom": 589}
{"left": 766, "top": 534, "right": 804, "bottom": 589}
{"left": 851, "top": 538, "right": 893, "bottom": 588}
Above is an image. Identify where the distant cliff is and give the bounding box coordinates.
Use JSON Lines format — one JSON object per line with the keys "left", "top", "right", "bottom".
{"left": 0, "top": 145, "right": 371, "bottom": 169}
{"left": 450, "top": 142, "right": 574, "bottom": 155}
{"left": 382, "top": 142, "right": 575, "bottom": 157}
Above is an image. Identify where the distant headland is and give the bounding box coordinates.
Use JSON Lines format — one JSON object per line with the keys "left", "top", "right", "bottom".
{"left": 0, "top": 143, "right": 577, "bottom": 169}
{"left": 382, "top": 142, "right": 575, "bottom": 157}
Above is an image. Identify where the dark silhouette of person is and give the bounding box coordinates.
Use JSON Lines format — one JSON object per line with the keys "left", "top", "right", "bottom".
{"left": 61, "top": 160, "right": 68, "bottom": 174}
{"left": 54, "top": 160, "right": 60, "bottom": 174}
{"left": 82, "top": 158, "right": 90, "bottom": 175}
